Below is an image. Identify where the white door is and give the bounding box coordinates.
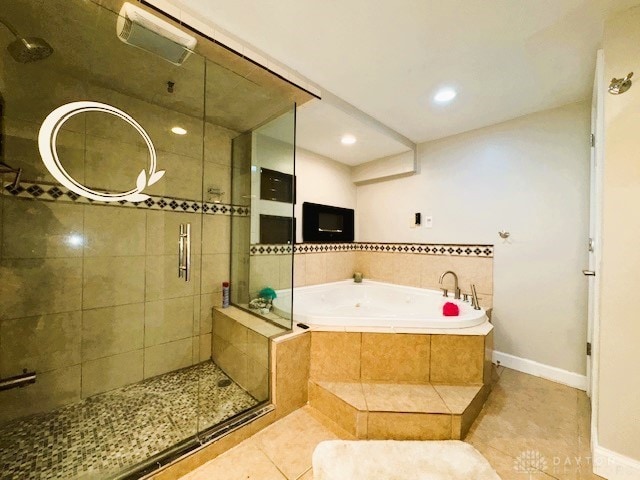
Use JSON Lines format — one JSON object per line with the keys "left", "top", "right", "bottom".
{"left": 586, "top": 50, "right": 604, "bottom": 399}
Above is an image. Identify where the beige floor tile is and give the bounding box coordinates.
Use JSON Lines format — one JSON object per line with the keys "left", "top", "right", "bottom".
{"left": 468, "top": 440, "right": 558, "bottom": 480}
{"left": 466, "top": 368, "right": 594, "bottom": 480}
{"left": 251, "top": 407, "right": 343, "bottom": 480}
{"left": 180, "top": 442, "right": 285, "bottom": 480}
{"left": 296, "top": 468, "right": 313, "bottom": 480}
{"left": 177, "top": 367, "right": 600, "bottom": 480}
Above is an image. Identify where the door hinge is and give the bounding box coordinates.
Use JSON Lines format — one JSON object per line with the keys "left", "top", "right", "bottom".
{"left": 590, "top": 134, "right": 595, "bottom": 147}
{"left": 586, "top": 342, "right": 592, "bottom": 356}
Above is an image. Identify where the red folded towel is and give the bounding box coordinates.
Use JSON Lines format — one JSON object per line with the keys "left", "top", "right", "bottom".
{"left": 443, "top": 302, "right": 460, "bottom": 317}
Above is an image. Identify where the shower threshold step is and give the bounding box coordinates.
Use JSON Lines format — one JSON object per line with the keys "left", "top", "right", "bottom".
{"left": 308, "top": 380, "right": 490, "bottom": 441}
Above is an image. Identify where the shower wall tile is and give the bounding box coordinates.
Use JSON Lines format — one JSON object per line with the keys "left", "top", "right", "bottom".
{"left": 203, "top": 162, "right": 231, "bottom": 205}
{"left": 0, "top": 257, "right": 83, "bottom": 319}
{"left": 83, "top": 256, "right": 145, "bottom": 309}
{"left": 247, "top": 329, "right": 269, "bottom": 368}
{"left": 87, "top": 85, "right": 206, "bottom": 161}
{"left": 145, "top": 255, "right": 197, "bottom": 301}
{"left": 199, "top": 292, "right": 223, "bottom": 335}
{"left": 144, "top": 296, "right": 194, "bottom": 347}
{"left": 146, "top": 211, "right": 203, "bottom": 256}
{"left": 201, "top": 254, "right": 230, "bottom": 294}
{"left": 191, "top": 336, "right": 201, "bottom": 364}
{"left": 214, "top": 339, "right": 247, "bottom": 387}
{"left": 0, "top": 365, "right": 81, "bottom": 424}
{"left": 249, "top": 255, "right": 280, "bottom": 294}
{"left": 199, "top": 333, "right": 212, "bottom": 362}
{"left": 144, "top": 337, "right": 192, "bottom": 379}
{"left": 247, "top": 364, "right": 269, "bottom": 402}
{"left": 83, "top": 206, "right": 146, "bottom": 257}
{"left": 2, "top": 200, "right": 84, "bottom": 258}
{"left": 84, "top": 135, "right": 148, "bottom": 193}
{"left": 0, "top": 311, "right": 82, "bottom": 377}
{"left": 202, "top": 215, "right": 231, "bottom": 254}
{"left": 205, "top": 123, "right": 235, "bottom": 167}
{"left": 158, "top": 152, "right": 203, "bottom": 201}
{"left": 82, "top": 303, "right": 145, "bottom": 361}
{"left": 3, "top": 117, "right": 85, "bottom": 184}
{"left": 279, "top": 256, "right": 293, "bottom": 290}
{"left": 81, "top": 349, "right": 144, "bottom": 398}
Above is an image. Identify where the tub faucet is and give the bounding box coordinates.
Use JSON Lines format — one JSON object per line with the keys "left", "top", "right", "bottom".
{"left": 439, "top": 270, "right": 460, "bottom": 299}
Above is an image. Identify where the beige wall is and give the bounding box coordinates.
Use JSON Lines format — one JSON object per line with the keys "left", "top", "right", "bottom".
{"left": 294, "top": 149, "right": 358, "bottom": 243}
{"left": 356, "top": 103, "right": 591, "bottom": 375}
{"left": 598, "top": 6, "right": 640, "bottom": 463}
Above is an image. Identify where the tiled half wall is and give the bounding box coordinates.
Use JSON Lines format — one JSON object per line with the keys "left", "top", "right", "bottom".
{"left": 249, "top": 243, "right": 494, "bottom": 309}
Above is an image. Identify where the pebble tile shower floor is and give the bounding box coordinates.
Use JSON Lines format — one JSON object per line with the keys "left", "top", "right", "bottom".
{"left": 0, "top": 361, "right": 259, "bottom": 479}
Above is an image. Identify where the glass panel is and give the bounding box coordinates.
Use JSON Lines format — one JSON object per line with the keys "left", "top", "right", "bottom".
{"left": 0, "top": 1, "right": 205, "bottom": 477}
{"left": 197, "top": 57, "right": 295, "bottom": 434}
{"left": 0, "top": 0, "right": 303, "bottom": 477}
{"left": 229, "top": 108, "right": 295, "bottom": 330}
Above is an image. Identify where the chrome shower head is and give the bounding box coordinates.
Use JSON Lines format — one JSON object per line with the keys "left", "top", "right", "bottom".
{"left": 0, "top": 15, "right": 53, "bottom": 63}
{"left": 7, "top": 36, "right": 53, "bottom": 63}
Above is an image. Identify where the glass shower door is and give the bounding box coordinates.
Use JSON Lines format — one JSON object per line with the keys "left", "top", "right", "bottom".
{"left": 0, "top": 1, "right": 207, "bottom": 477}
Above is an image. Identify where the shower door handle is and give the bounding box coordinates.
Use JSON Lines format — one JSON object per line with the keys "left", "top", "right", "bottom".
{"left": 178, "top": 223, "right": 191, "bottom": 282}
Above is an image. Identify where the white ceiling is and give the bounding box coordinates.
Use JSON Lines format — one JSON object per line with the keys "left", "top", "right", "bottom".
{"left": 259, "top": 100, "right": 411, "bottom": 166}
{"left": 171, "top": 0, "right": 640, "bottom": 146}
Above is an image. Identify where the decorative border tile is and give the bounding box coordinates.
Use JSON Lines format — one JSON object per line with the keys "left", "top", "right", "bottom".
{"left": 250, "top": 242, "right": 494, "bottom": 257}
{"left": 1, "top": 180, "right": 250, "bottom": 216}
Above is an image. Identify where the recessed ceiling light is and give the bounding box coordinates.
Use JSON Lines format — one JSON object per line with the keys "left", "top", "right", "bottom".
{"left": 171, "top": 126, "right": 187, "bottom": 135}
{"left": 433, "top": 88, "right": 457, "bottom": 103}
{"left": 341, "top": 134, "right": 357, "bottom": 145}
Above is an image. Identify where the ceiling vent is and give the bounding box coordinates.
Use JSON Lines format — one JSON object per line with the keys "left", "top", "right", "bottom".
{"left": 116, "top": 2, "right": 197, "bottom": 66}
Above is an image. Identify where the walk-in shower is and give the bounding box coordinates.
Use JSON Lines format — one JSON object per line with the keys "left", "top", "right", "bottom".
{"left": 0, "top": 1, "right": 308, "bottom": 478}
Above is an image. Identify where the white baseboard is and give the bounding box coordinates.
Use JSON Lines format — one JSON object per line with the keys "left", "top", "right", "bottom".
{"left": 593, "top": 444, "right": 640, "bottom": 479}
{"left": 492, "top": 350, "right": 588, "bottom": 391}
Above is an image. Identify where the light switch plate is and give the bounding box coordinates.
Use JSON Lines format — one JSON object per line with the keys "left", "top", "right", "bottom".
{"left": 424, "top": 216, "right": 433, "bottom": 228}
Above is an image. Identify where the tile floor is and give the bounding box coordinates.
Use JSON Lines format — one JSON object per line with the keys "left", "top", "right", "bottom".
{"left": 180, "top": 367, "right": 601, "bottom": 480}
{"left": 0, "top": 361, "right": 258, "bottom": 480}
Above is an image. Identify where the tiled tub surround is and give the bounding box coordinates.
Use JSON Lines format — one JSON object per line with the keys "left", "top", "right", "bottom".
{"left": 249, "top": 242, "right": 494, "bottom": 310}
{"left": 0, "top": 361, "right": 257, "bottom": 480}
{"left": 308, "top": 330, "right": 494, "bottom": 441}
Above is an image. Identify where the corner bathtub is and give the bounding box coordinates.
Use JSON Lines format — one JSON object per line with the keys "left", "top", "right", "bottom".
{"left": 272, "top": 280, "right": 488, "bottom": 330}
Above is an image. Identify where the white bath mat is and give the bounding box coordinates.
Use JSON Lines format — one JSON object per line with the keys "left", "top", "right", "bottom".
{"left": 312, "top": 440, "right": 501, "bottom": 480}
